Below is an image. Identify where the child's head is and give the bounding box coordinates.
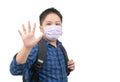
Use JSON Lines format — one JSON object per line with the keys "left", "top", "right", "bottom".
{"left": 39, "top": 7, "right": 62, "bottom": 26}
{"left": 39, "top": 8, "right": 63, "bottom": 41}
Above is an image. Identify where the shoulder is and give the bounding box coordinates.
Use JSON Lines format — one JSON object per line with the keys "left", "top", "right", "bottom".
{"left": 57, "top": 40, "right": 63, "bottom": 46}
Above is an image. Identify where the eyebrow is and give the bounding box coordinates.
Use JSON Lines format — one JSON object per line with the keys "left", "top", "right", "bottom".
{"left": 46, "top": 21, "right": 61, "bottom": 23}
{"left": 56, "top": 21, "right": 61, "bottom": 23}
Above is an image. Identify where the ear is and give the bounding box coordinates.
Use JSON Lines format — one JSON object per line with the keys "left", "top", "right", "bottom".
{"left": 40, "top": 25, "right": 44, "bottom": 32}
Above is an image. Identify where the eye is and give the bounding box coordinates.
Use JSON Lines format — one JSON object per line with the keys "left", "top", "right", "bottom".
{"left": 46, "top": 23, "right": 52, "bottom": 25}
{"left": 56, "top": 23, "right": 61, "bottom": 26}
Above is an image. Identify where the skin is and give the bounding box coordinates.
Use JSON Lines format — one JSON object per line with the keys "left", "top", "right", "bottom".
{"left": 16, "top": 13, "right": 75, "bottom": 71}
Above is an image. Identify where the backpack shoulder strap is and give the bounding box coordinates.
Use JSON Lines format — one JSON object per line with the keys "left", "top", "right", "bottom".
{"left": 37, "top": 39, "right": 47, "bottom": 65}
{"left": 30, "top": 39, "right": 47, "bottom": 82}
{"left": 60, "top": 45, "right": 71, "bottom": 75}
{"left": 60, "top": 45, "right": 69, "bottom": 61}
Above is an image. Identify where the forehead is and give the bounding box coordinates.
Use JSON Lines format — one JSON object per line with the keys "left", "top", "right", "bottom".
{"left": 44, "top": 13, "right": 61, "bottom": 22}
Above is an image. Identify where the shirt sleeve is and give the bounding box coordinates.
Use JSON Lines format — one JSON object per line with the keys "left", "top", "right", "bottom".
{"left": 10, "top": 44, "right": 39, "bottom": 75}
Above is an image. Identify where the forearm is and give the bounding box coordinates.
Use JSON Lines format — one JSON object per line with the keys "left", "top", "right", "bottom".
{"left": 10, "top": 45, "right": 38, "bottom": 75}
{"left": 16, "top": 46, "right": 32, "bottom": 64}
{"left": 10, "top": 54, "right": 26, "bottom": 75}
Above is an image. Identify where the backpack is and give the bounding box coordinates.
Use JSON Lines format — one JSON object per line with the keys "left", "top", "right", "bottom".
{"left": 23, "top": 39, "right": 71, "bottom": 82}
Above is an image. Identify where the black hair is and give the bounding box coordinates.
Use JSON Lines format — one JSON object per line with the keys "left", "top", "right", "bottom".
{"left": 39, "top": 7, "right": 62, "bottom": 25}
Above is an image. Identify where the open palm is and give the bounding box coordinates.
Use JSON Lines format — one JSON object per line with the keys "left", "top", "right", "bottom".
{"left": 18, "top": 21, "right": 43, "bottom": 48}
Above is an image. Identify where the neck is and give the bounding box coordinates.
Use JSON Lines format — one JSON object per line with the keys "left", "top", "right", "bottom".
{"left": 49, "top": 40, "right": 57, "bottom": 47}
{"left": 43, "top": 37, "right": 57, "bottom": 47}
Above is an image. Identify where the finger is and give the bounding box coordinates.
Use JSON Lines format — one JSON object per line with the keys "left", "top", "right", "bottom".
{"left": 69, "top": 59, "right": 73, "bottom": 63}
{"left": 68, "top": 66, "right": 74, "bottom": 69}
{"left": 22, "top": 24, "right": 26, "bottom": 34}
{"left": 28, "top": 21, "right": 31, "bottom": 32}
{"left": 32, "top": 23, "right": 36, "bottom": 34}
{"left": 68, "top": 60, "right": 74, "bottom": 65}
{"left": 69, "top": 66, "right": 75, "bottom": 70}
{"left": 68, "top": 63, "right": 74, "bottom": 66}
{"left": 68, "top": 65, "right": 75, "bottom": 70}
{"left": 68, "top": 64, "right": 74, "bottom": 68}
{"left": 18, "top": 29, "right": 23, "bottom": 37}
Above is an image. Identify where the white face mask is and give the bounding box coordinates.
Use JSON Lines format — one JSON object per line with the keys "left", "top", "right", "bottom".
{"left": 43, "top": 25, "right": 62, "bottom": 41}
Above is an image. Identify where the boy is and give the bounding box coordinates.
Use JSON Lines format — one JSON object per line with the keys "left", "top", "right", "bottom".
{"left": 10, "top": 7, "right": 75, "bottom": 82}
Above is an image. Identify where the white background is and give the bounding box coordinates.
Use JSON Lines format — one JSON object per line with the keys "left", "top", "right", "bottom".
{"left": 0, "top": 0, "right": 120, "bottom": 82}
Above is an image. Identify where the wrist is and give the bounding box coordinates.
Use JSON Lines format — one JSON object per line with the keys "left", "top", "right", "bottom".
{"left": 23, "top": 45, "right": 33, "bottom": 50}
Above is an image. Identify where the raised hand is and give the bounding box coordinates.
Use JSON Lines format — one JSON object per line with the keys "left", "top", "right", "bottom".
{"left": 18, "top": 21, "right": 43, "bottom": 49}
